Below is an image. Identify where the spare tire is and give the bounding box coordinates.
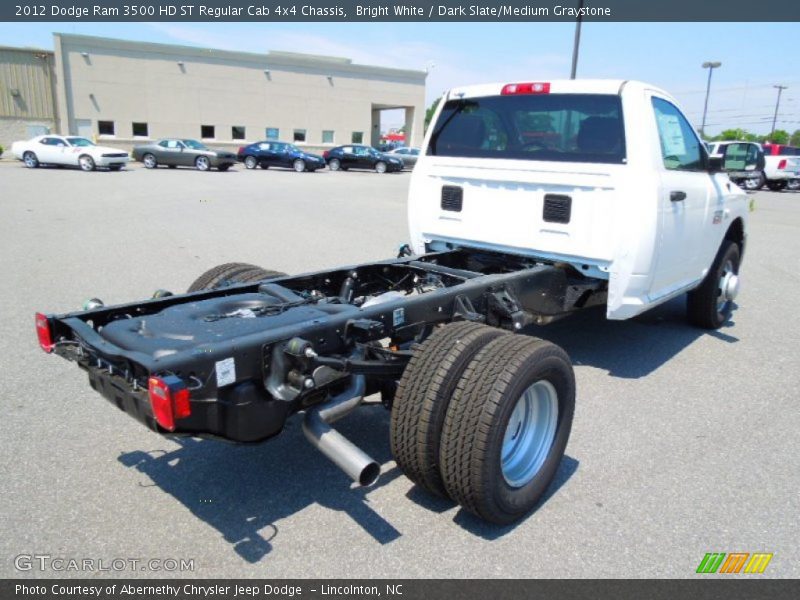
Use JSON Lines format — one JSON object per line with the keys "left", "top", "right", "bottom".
{"left": 187, "top": 263, "right": 287, "bottom": 293}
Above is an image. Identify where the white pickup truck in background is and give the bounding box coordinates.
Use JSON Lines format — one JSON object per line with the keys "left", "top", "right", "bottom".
{"left": 760, "top": 143, "right": 800, "bottom": 191}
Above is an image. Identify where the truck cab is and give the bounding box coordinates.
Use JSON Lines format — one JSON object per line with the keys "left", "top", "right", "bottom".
{"left": 408, "top": 79, "right": 748, "bottom": 320}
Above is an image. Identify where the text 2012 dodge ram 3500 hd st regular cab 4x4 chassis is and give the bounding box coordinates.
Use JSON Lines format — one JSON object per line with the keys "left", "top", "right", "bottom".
{"left": 36, "top": 80, "right": 747, "bottom": 525}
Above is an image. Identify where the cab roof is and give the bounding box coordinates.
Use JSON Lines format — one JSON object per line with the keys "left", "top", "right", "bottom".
{"left": 445, "top": 79, "right": 667, "bottom": 100}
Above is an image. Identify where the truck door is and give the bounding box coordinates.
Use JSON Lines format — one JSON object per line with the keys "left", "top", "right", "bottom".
{"left": 649, "top": 95, "right": 713, "bottom": 298}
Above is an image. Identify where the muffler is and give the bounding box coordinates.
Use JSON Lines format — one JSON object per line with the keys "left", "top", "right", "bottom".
{"left": 302, "top": 374, "right": 380, "bottom": 487}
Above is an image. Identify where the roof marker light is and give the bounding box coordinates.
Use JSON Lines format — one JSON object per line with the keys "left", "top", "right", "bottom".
{"left": 501, "top": 82, "right": 551, "bottom": 95}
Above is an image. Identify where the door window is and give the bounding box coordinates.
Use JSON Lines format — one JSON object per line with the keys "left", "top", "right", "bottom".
{"left": 652, "top": 97, "right": 704, "bottom": 171}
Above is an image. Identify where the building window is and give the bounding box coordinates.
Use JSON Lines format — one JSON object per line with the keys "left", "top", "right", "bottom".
{"left": 201, "top": 125, "right": 215, "bottom": 139}
{"left": 351, "top": 131, "right": 364, "bottom": 144}
{"left": 132, "top": 122, "right": 148, "bottom": 137}
{"left": 232, "top": 126, "right": 246, "bottom": 140}
{"left": 293, "top": 129, "right": 306, "bottom": 143}
{"left": 265, "top": 127, "right": 279, "bottom": 140}
{"left": 322, "top": 130, "right": 335, "bottom": 144}
{"left": 98, "top": 120, "right": 115, "bottom": 136}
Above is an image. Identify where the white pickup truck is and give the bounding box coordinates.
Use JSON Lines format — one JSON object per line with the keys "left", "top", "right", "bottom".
{"left": 411, "top": 79, "right": 748, "bottom": 325}
{"left": 760, "top": 143, "right": 800, "bottom": 191}
{"left": 39, "top": 79, "right": 748, "bottom": 525}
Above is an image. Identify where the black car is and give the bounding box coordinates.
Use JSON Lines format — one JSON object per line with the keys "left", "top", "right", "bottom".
{"left": 323, "top": 145, "right": 404, "bottom": 173}
{"left": 237, "top": 141, "right": 325, "bottom": 172}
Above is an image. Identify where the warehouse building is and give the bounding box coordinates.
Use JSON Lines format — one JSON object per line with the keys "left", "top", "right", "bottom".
{"left": 1, "top": 33, "right": 427, "bottom": 151}
{"left": 0, "top": 45, "right": 57, "bottom": 148}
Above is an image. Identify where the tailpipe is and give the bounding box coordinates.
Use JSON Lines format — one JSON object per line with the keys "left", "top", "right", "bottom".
{"left": 302, "top": 374, "right": 380, "bottom": 487}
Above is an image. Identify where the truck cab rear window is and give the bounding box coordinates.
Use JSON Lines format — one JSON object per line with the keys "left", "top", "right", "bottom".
{"left": 428, "top": 94, "right": 626, "bottom": 164}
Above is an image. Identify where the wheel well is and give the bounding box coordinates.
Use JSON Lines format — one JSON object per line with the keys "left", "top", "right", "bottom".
{"left": 725, "top": 218, "right": 745, "bottom": 252}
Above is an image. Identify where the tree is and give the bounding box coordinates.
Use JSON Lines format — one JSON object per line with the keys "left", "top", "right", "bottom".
{"left": 424, "top": 98, "right": 441, "bottom": 132}
{"left": 790, "top": 129, "right": 800, "bottom": 146}
{"left": 717, "top": 128, "right": 748, "bottom": 141}
{"left": 766, "top": 129, "right": 789, "bottom": 145}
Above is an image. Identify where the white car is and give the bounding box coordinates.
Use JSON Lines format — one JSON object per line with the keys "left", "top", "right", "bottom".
{"left": 11, "top": 135, "right": 130, "bottom": 171}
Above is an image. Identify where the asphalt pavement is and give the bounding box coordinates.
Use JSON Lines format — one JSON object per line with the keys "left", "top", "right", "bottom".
{"left": 0, "top": 159, "right": 797, "bottom": 578}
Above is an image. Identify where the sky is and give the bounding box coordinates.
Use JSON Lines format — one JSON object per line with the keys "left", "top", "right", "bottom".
{"left": 1, "top": 21, "right": 798, "bottom": 136}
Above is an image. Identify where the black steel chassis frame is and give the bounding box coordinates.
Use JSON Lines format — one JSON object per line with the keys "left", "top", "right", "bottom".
{"left": 47, "top": 248, "right": 605, "bottom": 442}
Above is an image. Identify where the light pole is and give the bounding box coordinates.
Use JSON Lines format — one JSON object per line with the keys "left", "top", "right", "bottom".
{"left": 770, "top": 84, "right": 788, "bottom": 138}
{"left": 700, "top": 61, "right": 721, "bottom": 138}
{"left": 570, "top": 0, "right": 585, "bottom": 79}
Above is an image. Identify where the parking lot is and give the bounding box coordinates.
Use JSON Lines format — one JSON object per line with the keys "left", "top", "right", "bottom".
{"left": 1, "top": 160, "right": 798, "bottom": 578}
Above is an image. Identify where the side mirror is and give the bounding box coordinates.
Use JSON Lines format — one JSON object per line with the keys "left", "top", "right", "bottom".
{"left": 708, "top": 156, "right": 724, "bottom": 173}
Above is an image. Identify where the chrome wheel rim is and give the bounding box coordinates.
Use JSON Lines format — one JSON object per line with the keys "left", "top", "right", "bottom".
{"left": 143, "top": 155, "right": 156, "bottom": 168}
{"left": 717, "top": 259, "right": 738, "bottom": 312}
{"left": 376, "top": 162, "right": 386, "bottom": 173}
{"left": 329, "top": 159, "right": 340, "bottom": 171}
{"left": 294, "top": 159, "right": 305, "bottom": 172}
{"left": 197, "top": 157, "right": 209, "bottom": 170}
{"left": 24, "top": 153, "right": 36, "bottom": 167}
{"left": 80, "top": 156, "right": 93, "bottom": 171}
{"left": 501, "top": 380, "right": 559, "bottom": 488}
{"left": 245, "top": 156, "right": 256, "bottom": 169}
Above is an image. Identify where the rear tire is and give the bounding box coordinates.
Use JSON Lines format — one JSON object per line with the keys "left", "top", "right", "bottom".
{"left": 187, "top": 263, "right": 287, "bottom": 293}
{"left": 142, "top": 153, "right": 157, "bottom": 169}
{"left": 328, "top": 158, "right": 341, "bottom": 171}
{"left": 244, "top": 156, "right": 258, "bottom": 169}
{"left": 687, "top": 240, "right": 740, "bottom": 329}
{"left": 439, "top": 335, "right": 576, "bottom": 525}
{"left": 23, "top": 151, "right": 40, "bottom": 168}
{"left": 218, "top": 164, "right": 231, "bottom": 172}
{"left": 168, "top": 164, "right": 177, "bottom": 169}
{"left": 391, "top": 322, "right": 508, "bottom": 497}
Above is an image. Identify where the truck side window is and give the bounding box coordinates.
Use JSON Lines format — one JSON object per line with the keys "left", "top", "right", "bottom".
{"left": 652, "top": 97, "right": 704, "bottom": 171}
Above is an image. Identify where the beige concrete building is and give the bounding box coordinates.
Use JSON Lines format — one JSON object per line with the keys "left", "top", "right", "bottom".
{"left": 0, "top": 45, "right": 57, "bottom": 151}
{"left": 0, "top": 34, "right": 426, "bottom": 152}
{"left": 48, "top": 33, "right": 426, "bottom": 151}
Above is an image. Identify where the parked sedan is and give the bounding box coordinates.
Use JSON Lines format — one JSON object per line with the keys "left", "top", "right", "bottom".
{"left": 237, "top": 141, "right": 325, "bottom": 172}
{"left": 386, "top": 147, "right": 420, "bottom": 169}
{"left": 323, "top": 145, "right": 404, "bottom": 173}
{"left": 132, "top": 139, "right": 237, "bottom": 171}
{"left": 10, "top": 135, "right": 129, "bottom": 171}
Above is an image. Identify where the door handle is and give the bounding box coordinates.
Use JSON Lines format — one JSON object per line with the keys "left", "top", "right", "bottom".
{"left": 670, "top": 191, "right": 687, "bottom": 202}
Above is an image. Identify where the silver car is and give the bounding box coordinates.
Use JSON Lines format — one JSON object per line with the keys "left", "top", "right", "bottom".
{"left": 386, "top": 147, "right": 420, "bottom": 169}
{"left": 132, "top": 139, "right": 237, "bottom": 171}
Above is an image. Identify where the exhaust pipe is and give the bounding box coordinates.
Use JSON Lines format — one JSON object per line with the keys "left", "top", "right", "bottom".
{"left": 302, "top": 374, "right": 380, "bottom": 487}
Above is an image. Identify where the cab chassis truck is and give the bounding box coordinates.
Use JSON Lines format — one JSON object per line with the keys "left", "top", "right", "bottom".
{"left": 36, "top": 80, "right": 747, "bottom": 524}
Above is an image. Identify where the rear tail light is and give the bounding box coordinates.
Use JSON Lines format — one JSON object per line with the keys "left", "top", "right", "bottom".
{"left": 148, "top": 375, "right": 191, "bottom": 431}
{"left": 501, "top": 82, "right": 551, "bottom": 95}
{"left": 35, "top": 312, "right": 54, "bottom": 353}
{"left": 237, "top": 147, "right": 245, "bottom": 155}
{"left": 778, "top": 159, "right": 787, "bottom": 170}
{"left": 323, "top": 150, "right": 330, "bottom": 159}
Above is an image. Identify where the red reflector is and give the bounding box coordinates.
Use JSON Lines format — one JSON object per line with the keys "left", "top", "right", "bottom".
{"left": 237, "top": 147, "right": 245, "bottom": 155}
{"left": 778, "top": 159, "right": 787, "bottom": 170}
{"left": 323, "top": 150, "right": 330, "bottom": 159}
{"left": 35, "top": 312, "right": 54, "bottom": 353}
{"left": 148, "top": 375, "right": 191, "bottom": 431}
{"left": 501, "top": 82, "right": 551, "bottom": 95}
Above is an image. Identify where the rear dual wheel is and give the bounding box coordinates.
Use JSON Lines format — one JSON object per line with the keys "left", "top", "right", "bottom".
{"left": 391, "top": 322, "right": 576, "bottom": 524}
